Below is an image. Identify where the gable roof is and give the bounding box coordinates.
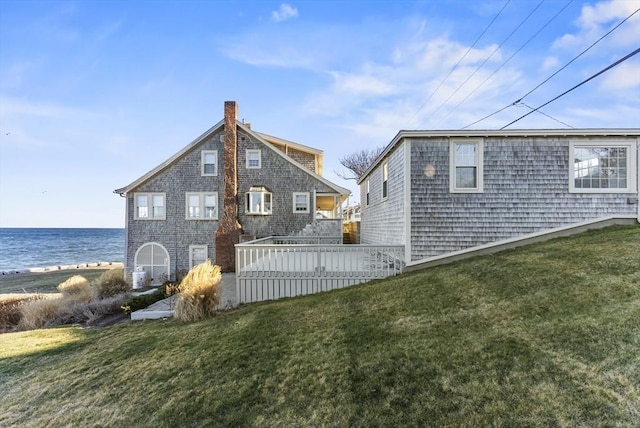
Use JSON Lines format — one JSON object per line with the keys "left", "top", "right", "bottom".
{"left": 358, "top": 128, "right": 640, "bottom": 184}
{"left": 114, "top": 121, "right": 349, "bottom": 198}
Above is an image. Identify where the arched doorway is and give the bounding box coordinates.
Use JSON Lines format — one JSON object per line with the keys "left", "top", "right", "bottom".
{"left": 134, "top": 243, "right": 170, "bottom": 285}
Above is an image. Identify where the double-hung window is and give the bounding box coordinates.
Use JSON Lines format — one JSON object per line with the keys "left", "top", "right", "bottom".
{"left": 569, "top": 141, "right": 637, "bottom": 193}
{"left": 450, "top": 139, "right": 484, "bottom": 193}
{"left": 382, "top": 162, "right": 389, "bottom": 199}
{"left": 246, "top": 187, "right": 272, "bottom": 215}
{"left": 293, "top": 192, "right": 310, "bottom": 213}
{"left": 201, "top": 150, "right": 218, "bottom": 176}
{"left": 186, "top": 192, "right": 218, "bottom": 219}
{"left": 135, "top": 193, "right": 165, "bottom": 220}
{"left": 246, "top": 149, "right": 261, "bottom": 169}
{"left": 189, "top": 245, "right": 208, "bottom": 269}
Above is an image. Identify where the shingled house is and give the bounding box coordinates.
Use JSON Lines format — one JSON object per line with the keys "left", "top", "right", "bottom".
{"left": 358, "top": 129, "right": 639, "bottom": 263}
{"left": 115, "top": 101, "right": 349, "bottom": 284}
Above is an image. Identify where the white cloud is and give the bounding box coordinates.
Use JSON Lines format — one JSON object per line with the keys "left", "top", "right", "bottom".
{"left": 272, "top": 4, "right": 298, "bottom": 22}
{"left": 599, "top": 59, "right": 640, "bottom": 90}
{"left": 553, "top": 0, "right": 640, "bottom": 50}
{"left": 541, "top": 56, "right": 559, "bottom": 71}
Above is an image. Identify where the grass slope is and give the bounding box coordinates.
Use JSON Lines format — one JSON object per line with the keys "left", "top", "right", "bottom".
{"left": 0, "top": 268, "right": 110, "bottom": 295}
{"left": 1, "top": 226, "right": 639, "bottom": 427}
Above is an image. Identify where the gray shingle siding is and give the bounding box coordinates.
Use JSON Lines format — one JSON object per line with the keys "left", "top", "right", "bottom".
{"left": 360, "top": 143, "right": 405, "bottom": 246}
{"left": 123, "top": 128, "right": 340, "bottom": 282}
{"left": 238, "top": 131, "right": 335, "bottom": 237}
{"left": 125, "top": 132, "right": 224, "bottom": 281}
{"left": 409, "top": 136, "right": 637, "bottom": 260}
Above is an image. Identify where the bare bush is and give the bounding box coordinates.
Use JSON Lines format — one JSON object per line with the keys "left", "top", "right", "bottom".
{"left": 93, "top": 267, "right": 130, "bottom": 299}
{"left": 19, "top": 296, "right": 63, "bottom": 330}
{"left": 174, "top": 260, "right": 221, "bottom": 322}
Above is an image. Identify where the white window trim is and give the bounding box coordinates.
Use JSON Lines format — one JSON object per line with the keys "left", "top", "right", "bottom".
{"left": 134, "top": 242, "right": 170, "bottom": 286}
{"left": 450, "top": 138, "right": 484, "bottom": 193}
{"left": 246, "top": 149, "right": 262, "bottom": 169}
{"left": 293, "top": 192, "right": 310, "bottom": 213}
{"left": 189, "top": 245, "right": 208, "bottom": 269}
{"left": 185, "top": 192, "right": 218, "bottom": 220}
{"left": 382, "top": 162, "right": 389, "bottom": 200}
{"left": 134, "top": 192, "right": 166, "bottom": 220}
{"left": 201, "top": 150, "right": 218, "bottom": 176}
{"left": 569, "top": 140, "right": 637, "bottom": 194}
{"left": 246, "top": 190, "right": 272, "bottom": 215}
{"left": 365, "top": 180, "right": 370, "bottom": 206}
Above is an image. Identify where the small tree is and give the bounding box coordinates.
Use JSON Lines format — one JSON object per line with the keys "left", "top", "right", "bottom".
{"left": 335, "top": 146, "right": 385, "bottom": 180}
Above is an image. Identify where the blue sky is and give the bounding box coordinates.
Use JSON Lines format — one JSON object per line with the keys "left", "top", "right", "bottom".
{"left": 1, "top": 0, "right": 639, "bottom": 228}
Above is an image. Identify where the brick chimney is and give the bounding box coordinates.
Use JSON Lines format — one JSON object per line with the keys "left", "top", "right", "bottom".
{"left": 215, "top": 101, "right": 242, "bottom": 272}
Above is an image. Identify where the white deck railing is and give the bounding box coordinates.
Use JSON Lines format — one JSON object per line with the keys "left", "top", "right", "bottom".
{"left": 235, "top": 238, "right": 404, "bottom": 304}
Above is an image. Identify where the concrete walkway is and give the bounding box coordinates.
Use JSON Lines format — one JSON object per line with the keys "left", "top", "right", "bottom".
{"left": 131, "top": 273, "right": 237, "bottom": 321}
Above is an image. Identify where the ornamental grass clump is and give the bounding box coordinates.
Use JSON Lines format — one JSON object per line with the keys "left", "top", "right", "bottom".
{"left": 93, "top": 267, "right": 130, "bottom": 299}
{"left": 18, "top": 295, "right": 63, "bottom": 330}
{"left": 57, "top": 275, "right": 92, "bottom": 304}
{"left": 174, "top": 260, "right": 221, "bottom": 322}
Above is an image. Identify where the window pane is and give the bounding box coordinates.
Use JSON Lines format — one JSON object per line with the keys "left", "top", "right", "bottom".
{"left": 264, "top": 193, "right": 272, "bottom": 212}
{"left": 573, "top": 146, "right": 627, "bottom": 189}
{"left": 205, "top": 194, "right": 216, "bottom": 218}
{"left": 456, "top": 144, "right": 476, "bottom": 166}
{"left": 152, "top": 245, "right": 167, "bottom": 265}
{"left": 192, "top": 247, "right": 206, "bottom": 266}
{"left": 456, "top": 167, "right": 477, "bottom": 188}
{"left": 188, "top": 194, "right": 200, "bottom": 218}
{"left": 137, "top": 245, "right": 152, "bottom": 264}
{"left": 136, "top": 195, "right": 148, "bottom": 218}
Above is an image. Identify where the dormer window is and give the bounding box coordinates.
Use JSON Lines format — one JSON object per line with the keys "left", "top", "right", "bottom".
{"left": 246, "top": 186, "right": 272, "bottom": 215}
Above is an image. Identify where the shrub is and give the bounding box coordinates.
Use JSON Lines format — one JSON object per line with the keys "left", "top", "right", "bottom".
{"left": 57, "top": 275, "right": 92, "bottom": 303}
{"left": 174, "top": 260, "right": 221, "bottom": 322}
{"left": 93, "top": 267, "right": 130, "bottom": 299}
{"left": 19, "top": 296, "right": 63, "bottom": 330}
{"left": 1, "top": 295, "right": 38, "bottom": 332}
{"left": 51, "top": 294, "right": 130, "bottom": 326}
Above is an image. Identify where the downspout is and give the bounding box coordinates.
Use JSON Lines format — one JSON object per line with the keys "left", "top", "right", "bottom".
{"left": 637, "top": 137, "right": 639, "bottom": 223}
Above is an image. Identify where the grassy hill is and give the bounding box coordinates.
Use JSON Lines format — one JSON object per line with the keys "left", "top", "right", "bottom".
{"left": 1, "top": 225, "right": 639, "bottom": 427}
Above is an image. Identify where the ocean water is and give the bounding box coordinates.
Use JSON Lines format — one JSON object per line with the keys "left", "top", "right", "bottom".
{"left": 0, "top": 228, "right": 125, "bottom": 271}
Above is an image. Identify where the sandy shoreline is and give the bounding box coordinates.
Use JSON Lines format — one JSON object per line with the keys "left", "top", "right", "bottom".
{"left": 0, "top": 262, "right": 124, "bottom": 279}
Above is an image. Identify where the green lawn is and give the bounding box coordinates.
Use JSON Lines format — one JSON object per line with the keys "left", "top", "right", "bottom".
{"left": 1, "top": 225, "right": 638, "bottom": 427}
{"left": 0, "top": 268, "right": 112, "bottom": 295}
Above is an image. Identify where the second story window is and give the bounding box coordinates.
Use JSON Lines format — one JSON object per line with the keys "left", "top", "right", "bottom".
{"left": 201, "top": 150, "right": 218, "bottom": 176}
{"left": 186, "top": 192, "right": 218, "bottom": 219}
{"left": 246, "top": 187, "right": 272, "bottom": 215}
{"left": 293, "top": 192, "right": 310, "bottom": 213}
{"left": 246, "top": 149, "right": 261, "bottom": 169}
{"left": 135, "top": 193, "right": 165, "bottom": 220}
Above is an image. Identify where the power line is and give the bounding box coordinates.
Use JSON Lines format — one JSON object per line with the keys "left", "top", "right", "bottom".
{"left": 515, "top": 102, "right": 574, "bottom": 128}
{"left": 461, "top": 7, "right": 640, "bottom": 129}
{"left": 425, "top": 0, "right": 545, "bottom": 124}
{"left": 441, "top": 0, "right": 573, "bottom": 123}
{"left": 409, "top": 0, "right": 511, "bottom": 126}
{"left": 500, "top": 47, "right": 640, "bottom": 129}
